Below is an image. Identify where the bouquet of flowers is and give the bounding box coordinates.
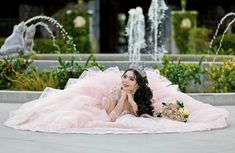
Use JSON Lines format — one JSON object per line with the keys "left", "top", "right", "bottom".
{"left": 156, "top": 99, "right": 190, "bottom": 122}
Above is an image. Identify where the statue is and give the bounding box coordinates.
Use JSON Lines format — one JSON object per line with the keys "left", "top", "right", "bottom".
{"left": 24, "top": 24, "right": 36, "bottom": 55}
{"left": 0, "top": 22, "right": 36, "bottom": 58}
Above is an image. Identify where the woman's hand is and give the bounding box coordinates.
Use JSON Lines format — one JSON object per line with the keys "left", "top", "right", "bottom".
{"left": 120, "top": 89, "right": 128, "bottom": 101}
{"left": 126, "top": 92, "right": 138, "bottom": 115}
{"left": 126, "top": 92, "right": 134, "bottom": 101}
{"left": 122, "top": 89, "right": 135, "bottom": 105}
{"left": 127, "top": 93, "right": 137, "bottom": 107}
{"left": 120, "top": 87, "right": 134, "bottom": 102}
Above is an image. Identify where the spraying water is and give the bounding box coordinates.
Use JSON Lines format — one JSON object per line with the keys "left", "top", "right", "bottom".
{"left": 34, "top": 22, "right": 61, "bottom": 53}
{"left": 208, "top": 12, "right": 235, "bottom": 62}
{"left": 126, "top": 7, "right": 146, "bottom": 63}
{"left": 25, "top": 15, "right": 78, "bottom": 53}
{"left": 0, "top": 15, "right": 78, "bottom": 57}
{"left": 148, "top": 0, "right": 168, "bottom": 61}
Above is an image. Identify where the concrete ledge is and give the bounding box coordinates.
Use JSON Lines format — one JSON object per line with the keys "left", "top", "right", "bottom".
{"left": 0, "top": 90, "right": 234, "bottom": 105}
{"left": 31, "top": 53, "right": 235, "bottom": 62}
{"left": 32, "top": 60, "right": 225, "bottom": 72}
{"left": 0, "top": 90, "right": 41, "bottom": 103}
{"left": 188, "top": 93, "right": 235, "bottom": 105}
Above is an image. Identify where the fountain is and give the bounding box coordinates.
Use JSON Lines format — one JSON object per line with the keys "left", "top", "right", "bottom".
{"left": 25, "top": 16, "right": 77, "bottom": 53}
{"left": 0, "top": 0, "right": 169, "bottom": 63}
{"left": 0, "top": 15, "right": 78, "bottom": 58}
{"left": 0, "top": 22, "right": 27, "bottom": 57}
{"left": 147, "top": 0, "right": 168, "bottom": 61}
{"left": 126, "top": 7, "right": 146, "bottom": 63}
{"left": 1, "top": 1, "right": 233, "bottom": 67}
{"left": 0, "top": 1, "right": 234, "bottom": 104}
{"left": 208, "top": 12, "right": 235, "bottom": 62}
{"left": 125, "top": 0, "right": 168, "bottom": 63}
{"left": 33, "top": 22, "right": 60, "bottom": 53}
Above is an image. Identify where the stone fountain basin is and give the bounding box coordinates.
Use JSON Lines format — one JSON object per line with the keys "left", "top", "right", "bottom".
{"left": 30, "top": 53, "right": 234, "bottom": 70}
{"left": 29, "top": 53, "right": 234, "bottom": 93}
{"left": 31, "top": 53, "right": 234, "bottom": 62}
{"left": 1, "top": 53, "right": 234, "bottom": 103}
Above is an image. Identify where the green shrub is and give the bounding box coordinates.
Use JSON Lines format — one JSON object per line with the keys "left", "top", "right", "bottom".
{"left": 0, "top": 37, "right": 76, "bottom": 54}
{"left": 51, "top": 54, "right": 104, "bottom": 89}
{"left": 205, "top": 57, "right": 235, "bottom": 92}
{"left": 188, "top": 27, "right": 211, "bottom": 53}
{"left": 32, "top": 38, "right": 72, "bottom": 54}
{"left": 0, "top": 54, "right": 104, "bottom": 90}
{"left": 211, "top": 33, "right": 235, "bottom": 55}
{"left": 9, "top": 68, "right": 58, "bottom": 91}
{"left": 0, "top": 57, "right": 33, "bottom": 89}
{"left": 54, "top": 3, "right": 91, "bottom": 53}
{"left": 155, "top": 56, "right": 204, "bottom": 92}
{"left": 0, "top": 37, "right": 5, "bottom": 47}
{"left": 171, "top": 11, "right": 198, "bottom": 53}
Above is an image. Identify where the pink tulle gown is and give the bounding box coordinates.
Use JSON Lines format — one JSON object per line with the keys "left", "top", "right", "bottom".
{"left": 4, "top": 67, "right": 229, "bottom": 134}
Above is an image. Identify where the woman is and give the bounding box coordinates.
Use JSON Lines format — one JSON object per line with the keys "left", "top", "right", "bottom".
{"left": 105, "top": 67, "right": 154, "bottom": 122}
{"left": 4, "top": 65, "right": 229, "bottom": 134}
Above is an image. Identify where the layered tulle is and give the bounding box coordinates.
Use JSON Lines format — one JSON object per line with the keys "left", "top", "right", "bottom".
{"left": 4, "top": 67, "right": 229, "bottom": 134}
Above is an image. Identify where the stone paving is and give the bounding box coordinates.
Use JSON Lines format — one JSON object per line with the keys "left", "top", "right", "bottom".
{"left": 0, "top": 103, "right": 235, "bottom": 153}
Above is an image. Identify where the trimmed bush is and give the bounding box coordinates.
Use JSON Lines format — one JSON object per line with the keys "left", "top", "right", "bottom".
{"left": 205, "top": 57, "right": 235, "bottom": 92}
{"left": 53, "top": 3, "right": 91, "bottom": 53}
{"left": 188, "top": 27, "right": 211, "bottom": 53}
{"left": 171, "top": 11, "right": 198, "bottom": 53}
{"left": 211, "top": 33, "right": 235, "bottom": 55}
{"left": 32, "top": 38, "right": 72, "bottom": 54}
{"left": 155, "top": 56, "right": 204, "bottom": 92}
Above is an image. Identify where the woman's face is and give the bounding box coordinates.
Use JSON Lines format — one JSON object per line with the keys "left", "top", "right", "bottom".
{"left": 121, "top": 70, "right": 139, "bottom": 93}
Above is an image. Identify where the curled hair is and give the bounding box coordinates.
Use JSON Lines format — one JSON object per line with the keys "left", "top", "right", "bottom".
{"left": 123, "top": 68, "right": 154, "bottom": 116}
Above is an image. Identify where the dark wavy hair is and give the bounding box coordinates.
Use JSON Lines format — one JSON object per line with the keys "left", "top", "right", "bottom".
{"left": 123, "top": 68, "right": 154, "bottom": 116}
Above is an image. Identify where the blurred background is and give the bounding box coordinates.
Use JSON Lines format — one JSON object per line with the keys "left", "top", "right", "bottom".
{"left": 0, "top": 0, "right": 234, "bottom": 55}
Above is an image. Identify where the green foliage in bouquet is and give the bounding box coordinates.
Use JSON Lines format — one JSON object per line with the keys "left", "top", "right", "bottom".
{"left": 205, "top": 57, "right": 235, "bottom": 92}
{"left": 155, "top": 56, "right": 204, "bottom": 92}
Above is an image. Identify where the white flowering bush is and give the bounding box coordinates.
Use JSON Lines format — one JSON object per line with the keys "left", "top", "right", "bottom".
{"left": 171, "top": 11, "right": 198, "bottom": 53}
{"left": 73, "top": 16, "right": 86, "bottom": 28}
{"left": 54, "top": 4, "right": 91, "bottom": 53}
{"left": 180, "top": 18, "right": 191, "bottom": 29}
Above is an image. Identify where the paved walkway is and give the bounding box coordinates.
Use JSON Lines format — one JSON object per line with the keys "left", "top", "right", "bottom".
{"left": 0, "top": 103, "right": 235, "bottom": 153}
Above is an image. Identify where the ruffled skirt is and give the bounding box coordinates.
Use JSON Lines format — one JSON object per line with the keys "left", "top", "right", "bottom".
{"left": 4, "top": 67, "right": 229, "bottom": 134}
